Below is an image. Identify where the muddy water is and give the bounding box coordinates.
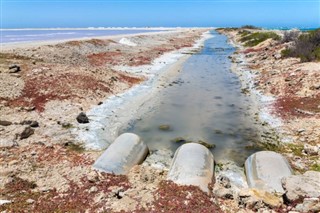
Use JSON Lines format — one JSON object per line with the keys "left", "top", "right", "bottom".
{"left": 123, "top": 31, "right": 262, "bottom": 165}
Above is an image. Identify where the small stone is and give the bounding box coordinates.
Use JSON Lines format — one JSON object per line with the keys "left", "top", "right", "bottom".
{"left": 25, "top": 106, "right": 36, "bottom": 111}
{"left": 20, "top": 127, "right": 34, "bottom": 139}
{"left": 20, "top": 120, "right": 39, "bottom": 128}
{"left": 294, "top": 198, "right": 320, "bottom": 213}
{"left": 218, "top": 175, "right": 231, "bottom": 188}
{"left": 214, "top": 188, "right": 234, "bottom": 199}
{"left": 238, "top": 189, "right": 282, "bottom": 210}
{"left": 30, "top": 121, "right": 39, "bottom": 128}
{"left": 0, "top": 200, "right": 12, "bottom": 205}
{"left": 159, "top": 124, "right": 171, "bottom": 131}
{"left": 196, "top": 140, "right": 215, "bottom": 149}
{"left": 171, "top": 137, "right": 189, "bottom": 143}
{"left": 26, "top": 199, "right": 35, "bottom": 204}
{"left": 303, "top": 144, "right": 319, "bottom": 155}
{"left": 76, "top": 112, "right": 89, "bottom": 124}
{"left": 89, "top": 186, "right": 98, "bottom": 193}
{"left": 0, "top": 120, "right": 12, "bottom": 126}
{"left": 9, "top": 64, "right": 21, "bottom": 73}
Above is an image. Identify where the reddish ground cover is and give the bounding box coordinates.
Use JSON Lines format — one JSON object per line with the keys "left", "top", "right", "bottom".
{"left": 6, "top": 72, "right": 111, "bottom": 111}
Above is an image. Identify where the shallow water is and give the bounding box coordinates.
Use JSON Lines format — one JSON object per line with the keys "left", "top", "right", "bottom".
{"left": 123, "top": 31, "right": 262, "bottom": 165}
{"left": 0, "top": 29, "right": 162, "bottom": 44}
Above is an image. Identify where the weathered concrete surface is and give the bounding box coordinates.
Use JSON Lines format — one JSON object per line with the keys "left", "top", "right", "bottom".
{"left": 245, "top": 151, "right": 292, "bottom": 193}
{"left": 167, "top": 143, "right": 214, "bottom": 193}
{"left": 93, "top": 133, "right": 149, "bottom": 174}
{"left": 282, "top": 171, "right": 320, "bottom": 202}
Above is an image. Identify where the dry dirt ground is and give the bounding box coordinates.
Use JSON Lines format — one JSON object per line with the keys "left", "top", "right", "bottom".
{"left": 0, "top": 29, "right": 232, "bottom": 212}
{"left": 219, "top": 28, "right": 320, "bottom": 174}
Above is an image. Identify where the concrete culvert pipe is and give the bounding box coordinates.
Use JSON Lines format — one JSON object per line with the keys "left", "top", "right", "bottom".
{"left": 93, "top": 133, "right": 149, "bottom": 175}
{"left": 167, "top": 143, "right": 214, "bottom": 193}
{"left": 245, "top": 151, "right": 293, "bottom": 193}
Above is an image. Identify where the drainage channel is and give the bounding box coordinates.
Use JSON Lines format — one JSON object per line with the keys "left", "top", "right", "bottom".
{"left": 121, "top": 31, "right": 263, "bottom": 165}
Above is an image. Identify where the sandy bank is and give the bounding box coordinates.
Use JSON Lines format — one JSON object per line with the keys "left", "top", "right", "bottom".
{"left": 219, "top": 28, "right": 320, "bottom": 172}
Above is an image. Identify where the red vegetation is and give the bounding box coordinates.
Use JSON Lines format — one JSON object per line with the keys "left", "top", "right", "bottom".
{"left": 0, "top": 143, "right": 93, "bottom": 167}
{"left": 144, "top": 181, "right": 222, "bottom": 212}
{"left": 87, "top": 52, "right": 122, "bottom": 66}
{"left": 0, "top": 174, "right": 130, "bottom": 212}
{"left": 273, "top": 95, "right": 320, "bottom": 119}
{"left": 128, "top": 54, "right": 153, "bottom": 66}
{"left": 6, "top": 73, "right": 111, "bottom": 112}
{"left": 118, "top": 73, "right": 143, "bottom": 85}
{"left": 36, "top": 144, "right": 94, "bottom": 166}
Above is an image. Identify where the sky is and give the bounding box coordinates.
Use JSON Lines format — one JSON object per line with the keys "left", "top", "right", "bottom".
{"left": 1, "top": 0, "right": 319, "bottom": 28}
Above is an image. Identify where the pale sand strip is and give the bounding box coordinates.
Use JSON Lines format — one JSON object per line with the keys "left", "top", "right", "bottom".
{"left": 1, "top": 28, "right": 212, "bottom": 51}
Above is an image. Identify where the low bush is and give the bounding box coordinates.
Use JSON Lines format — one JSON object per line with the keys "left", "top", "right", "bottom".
{"left": 241, "top": 25, "right": 262, "bottom": 30}
{"left": 240, "top": 32, "right": 281, "bottom": 47}
{"left": 281, "top": 29, "right": 301, "bottom": 43}
{"left": 281, "top": 28, "right": 320, "bottom": 62}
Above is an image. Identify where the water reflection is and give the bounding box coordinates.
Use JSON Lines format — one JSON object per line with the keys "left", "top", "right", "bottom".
{"left": 122, "top": 31, "right": 262, "bottom": 165}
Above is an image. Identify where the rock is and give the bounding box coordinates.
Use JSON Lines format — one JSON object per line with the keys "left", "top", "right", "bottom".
{"left": 0, "top": 120, "right": 12, "bottom": 126}
{"left": 9, "top": 64, "right": 21, "bottom": 73}
{"left": 88, "top": 186, "right": 98, "bottom": 193}
{"left": 26, "top": 199, "right": 35, "bottom": 204}
{"left": 216, "top": 160, "right": 248, "bottom": 190}
{"left": 303, "top": 144, "right": 319, "bottom": 155}
{"left": 167, "top": 143, "right": 214, "bottom": 193}
{"left": 282, "top": 171, "right": 320, "bottom": 202}
{"left": 245, "top": 151, "right": 293, "bottom": 193}
{"left": 0, "top": 199, "right": 11, "bottom": 205}
{"left": 171, "top": 137, "right": 189, "bottom": 143}
{"left": 76, "top": 112, "right": 89, "bottom": 123}
{"left": 238, "top": 188, "right": 282, "bottom": 210}
{"left": 294, "top": 198, "right": 320, "bottom": 213}
{"left": 93, "top": 133, "right": 149, "bottom": 174}
{"left": 273, "top": 54, "right": 281, "bottom": 60}
{"left": 20, "top": 120, "right": 39, "bottom": 127}
{"left": 142, "top": 149, "right": 173, "bottom": 170}
{"left": 20, "top": 127, "right": 34, "bottom": 139}
{"left": 213, "top": 160, "right": 249, "bottom": 201}
{"left": 194, "top": 140, "right": 215, "bottom": 149}
{"left": 215, "top": 188, "right": 234, "bottom": 199}
{"left": 158, "top": 124, "right": 171, "bottom": 131}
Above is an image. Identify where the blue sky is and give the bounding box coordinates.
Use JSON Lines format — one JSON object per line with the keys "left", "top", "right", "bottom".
{"left": 1, "top": 0, "right": 319, "bottom": 28}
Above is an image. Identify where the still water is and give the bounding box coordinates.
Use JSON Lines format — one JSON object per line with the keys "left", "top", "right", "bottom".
{"left": 123, "top": 31, "right": 262, "bottom": 165}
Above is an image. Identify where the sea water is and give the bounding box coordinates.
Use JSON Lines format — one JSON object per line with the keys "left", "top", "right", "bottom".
{"left": 0, "top": 29, "right": 162, "bottom": 44}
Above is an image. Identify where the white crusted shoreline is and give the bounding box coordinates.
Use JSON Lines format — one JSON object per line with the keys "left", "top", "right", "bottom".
{"left": 76, "top": 31, "right": 214, "bottom": 150}
{"left": 227, "top": 37, "right": 284, "bottom": 139}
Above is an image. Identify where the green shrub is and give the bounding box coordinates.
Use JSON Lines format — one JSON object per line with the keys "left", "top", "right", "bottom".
{"left": 241, "top": 25, "right": 262, "bottom": 30}
{"left": 238, "top": 30, "right": 251, "bottom": 37}
{"left": 282, "top": 29, "right": 320, "bottom": 62}
{"left": 240, "top": 32, "right": 281, "bottom": 47}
